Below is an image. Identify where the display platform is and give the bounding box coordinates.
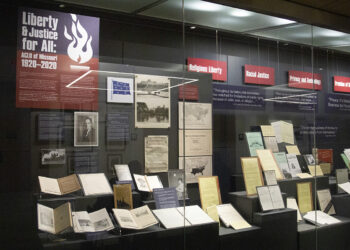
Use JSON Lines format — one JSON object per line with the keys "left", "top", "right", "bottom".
{"left": 332, "top": 193, "right": 350, "bottom": 217}
{"left": 278, "top": 176, "right": 329, "bottom": 200}
{"left": 298, "top": 216, "right": 350, "bottom": 250}
{"left": 219, "top": 225, "right": 261, "bottom": 250}
{"left": 39, "top": 222, "right": 219, "bottom": 250}
{"left": 253, "top": 208, "right": 297, "bottom": 250}
{"left": 227, "top": 191, "right": 287, "bottom": 223}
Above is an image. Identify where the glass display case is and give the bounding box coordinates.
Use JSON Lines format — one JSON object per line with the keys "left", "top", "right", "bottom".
{"left": 2, "top": 0, "right": 350, "bottom": 249}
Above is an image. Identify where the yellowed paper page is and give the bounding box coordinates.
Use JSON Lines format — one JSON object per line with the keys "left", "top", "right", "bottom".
{"left": 297, "top": 182, "right": 313, "bottom": 214}
{"left": 256, "top": 149, "right": 284, "bottom": 180}
{"left": 286, "top": 145, "right": 301, "bottom": 155}
{"left": 308, "top": 165, "right": 324, "bottom": 176}
{"left": 206, "top": 205, "right": 220, "bottom": 224}
{"left": 241, "top": 157, "right": 264, "bottom": 195}
{"left": 260, "top": 125, "right": 275, "bottom": 137}
{"left": 179, "top": 130, "right": 212, "bottom": 157}
{"left": 296, "top": 173, "right": 313, "bottom": 179}
{"left": 281, "top": 121, "right": 294, "bottom": 144}
{"left": 230, "top": 219, "right": 251, "bottom": 230}
{"left": 198, "top": 176, "right": 221, "bottom": 211}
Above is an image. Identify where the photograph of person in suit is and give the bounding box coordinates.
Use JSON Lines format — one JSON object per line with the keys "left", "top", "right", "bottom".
{"left": 74, "top": 112, "right": 98, "bottom": 146}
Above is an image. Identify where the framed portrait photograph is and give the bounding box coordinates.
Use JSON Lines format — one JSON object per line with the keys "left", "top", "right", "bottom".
{"left": 74, "top": 112, "right": 99, "bottom": 147}
{"left": 107, "top": 77, "right": 134, "bottom": 103}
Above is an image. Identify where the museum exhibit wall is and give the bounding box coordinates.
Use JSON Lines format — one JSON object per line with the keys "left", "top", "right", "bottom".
{"left": 1, "top": 3, "right": 350, "bottom": 200}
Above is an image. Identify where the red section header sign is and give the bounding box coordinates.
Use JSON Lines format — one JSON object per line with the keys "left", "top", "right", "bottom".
{"left": 187, "top": 57, "right": 227, "bottom": 81}
{"left": 244, "top": 64, "right": 275, "bottom": 85}
{"left": 334, "top": 76, "right": 350, "bottom": 93}
{"left": 288, "top": 70, "right": 322, "bottom": 90}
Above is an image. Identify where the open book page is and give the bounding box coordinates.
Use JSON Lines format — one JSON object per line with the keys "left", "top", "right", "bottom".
{"left": 58, "top": 174, "right": 81, "bottom": 195}
{"left": 206, "top": 205, "right": 220, "bottom": 224}
{"left": 257, "top": 186, "right": 274, "bottom": 211}
{"left": 177, "top": 205, "right": 214, "bottom": 225}
{"left": 38, "top": 176, "right": 61, "bottom": 195}
{"left": 303, "top": 210, "right": 340, "bottom": 226}
{"left": 146, "top": 175, "right": 163, "bottom": 191}
{"left": 72, "top": 211, "right": 94, "bottom": 232}
{"left": 153, "top": 208, "right": 190, "bottom": 228}
{"left": 79, "top": 173, "right": 113, "bottom": 195}
{"left": 338, "top": 182, "right": 350, "bottom": 194}
{"left": 133, "top": 174, "right": 150, "bottom": 192}
{"left": 286, "top": 198, "right": 302, "bottom": 222}
{"left": 53, "top": 202, "right": 72, "bottom": 234}
{"left": 89, "top": 208, "right": 114, "bottom": 231}
{"left": 37, "top": 204, "right": 55, "bottom": 234}
{"left": 131, "top": 205, "right": 158, "bottom": 229}
{"left": 115, "top": 164, "right": 133, "bottom": 181}
{"left": 113, "top": 209, "right": 138, "bottom": 229}
{"left": 269, "top": 185, "right": 285, "bottom": 209}
{"left": 216, "top": 204, "right": 248, "bottom": 228}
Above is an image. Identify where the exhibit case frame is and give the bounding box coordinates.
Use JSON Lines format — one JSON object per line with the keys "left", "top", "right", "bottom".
{"left": 2, "top": 0, "right": 350, "bottom": 249}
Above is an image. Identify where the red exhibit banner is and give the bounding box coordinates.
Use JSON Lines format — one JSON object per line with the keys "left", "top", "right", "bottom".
{"left": 187, "top": 57, "right": 227, "bottom": 81}
{"left": 334, "top": 76, "right": 350, "bottom": 93}
{"left": 16, "top": 8, "right": 100, "bottom": 110}
{"left": 288, "top": 70, "right": 322, "bottom": 90}
{"left": 244, "top": 64, "right": 275, "bottom": 85}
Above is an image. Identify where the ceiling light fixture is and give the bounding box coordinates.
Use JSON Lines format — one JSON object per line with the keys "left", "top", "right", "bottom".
{"left": 186, "top": 1, "right": 223, "bottom": 12}
{"left": 230, "top": 9, "right": 252, "bottom": 17}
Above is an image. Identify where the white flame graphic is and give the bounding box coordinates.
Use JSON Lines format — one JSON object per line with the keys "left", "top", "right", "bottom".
{"left": 64, "top": 14, "right": 93, "bottom": 64}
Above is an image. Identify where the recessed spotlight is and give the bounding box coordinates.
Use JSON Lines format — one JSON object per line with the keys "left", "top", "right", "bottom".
{"left": 284, "top": 43, "right": 289, "bottom": 46}
{"left": 186, "top": 1, "right": 223, "bottom": 12}
{"left": 319, "top": 68, "right": 323, "bottom": 71}
{"left": 230, "top": 9, "right": 252, "bottom": 17}
{"left": 59, "top": 4, "right": 65, "bottom": 8}
{"left": 190, "top": 26, "right": 196, "bottom": 30}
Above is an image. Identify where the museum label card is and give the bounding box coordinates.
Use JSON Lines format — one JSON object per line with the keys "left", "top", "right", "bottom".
{"left": 179, "top": 130, "right": 213, "bottom": 157}
{"left": 260, "top": 125, "right": 275, "bottom": 137}
{"left": 153, "top": 187, "right": 179, "bottom": 209}
{"left": 286, "top": 145, "right": 301, "bottom": 155}
{"left": 145, "top": 135, "right": 168, "bottom": 173}
{"left": 178, "top": 102, "right": 212, "bottom": 129}
{"left": 245, "top": 132, "right": 264, "bottom": 157}
{"left": 297, "top": 182, "right": 313, "bottom": 214}
{"left": 198, "top": 176, "right": 222, "bottom": 211}
{"left": 256, "top": 149, "right": 284, "bottom": 180}
{"left": 241, "top": 157, "right": 264, "bottom": 195}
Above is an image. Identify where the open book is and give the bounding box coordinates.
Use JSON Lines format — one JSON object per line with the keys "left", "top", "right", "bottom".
{"left": 72, "top": 208, "right": 114, "bottom": 233}
{"left": 78, "top": 173, "right": 113, "bottom": 196}
{"left": 38, "top": 174, "right": 81, "bottom": 195}
{"left": 133, "top": 174, "right": 163, "bottom": 192}
{"left": 303, "top": 210, "right": 340, "bottom": 226}
{"left": 257, "top": 185, "right": 285, "bottom": 211}
{"left": 216, "top": 204, "right": 251, "bottom": 230}
{"left": 112, "top": 205, "right": 158, "bottom": 229}
{"left": 37, "top": 202, "right": 72, "bottom": 234}
{"left": 153, "top": 205, "right": 214, "bottom": 229}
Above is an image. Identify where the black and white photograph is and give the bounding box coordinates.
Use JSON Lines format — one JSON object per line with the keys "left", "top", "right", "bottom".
{"left": 178, "top": 102, "right": 212, "bottom": 129}
{"left": 41, "top": 149, "right": 66, "bottom": 165}
{"left": 304, "top": 154, "right": 316, "bottom": 165}
{"left": 74, "top": 112, "right": 99, "bottom": 147}
{"left": 93, "top": 218, "right": 110, "bottom": 231}
{"left": 179, "top": 156, "right": 212, "bottom": 183}
{"left": 168, "top": 170, "right": 188, "bottom": 200}
{"left": 135, "top": 74, "right": 170, "bottom": 128}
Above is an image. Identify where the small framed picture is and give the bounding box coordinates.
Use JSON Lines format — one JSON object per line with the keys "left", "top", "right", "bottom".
{"left": 74, "top": 112, "right": 98, "bottom": 147}
{"left": 107, "top": 77, "right": 134, "bottom": 103}
{"left": 41, "top": 149, "right": 66, "bottom": 165}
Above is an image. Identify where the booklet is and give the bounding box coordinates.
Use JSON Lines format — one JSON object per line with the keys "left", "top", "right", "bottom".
{"left": 37, "top": 202, "right": 72, "bottom": 234}
{"left": 38, "top": 174, "right": 81, "bottom": 195}
{"left": 78, "top": 173, "right": 113, "bottom": 196}
{"left": 113, "top": 205, "right": 158, "bottom": 229}
{"left": 257, "top": 185, "right": 285, "bottom": 211}
{"left": 133, "top": 174, "right": 163, "bottom": 192}
{"left": 216, "top": 204, "right": 251, "bottom": 230}
{"left": 72, "top": 208, "right": 114, "bottom": 233}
